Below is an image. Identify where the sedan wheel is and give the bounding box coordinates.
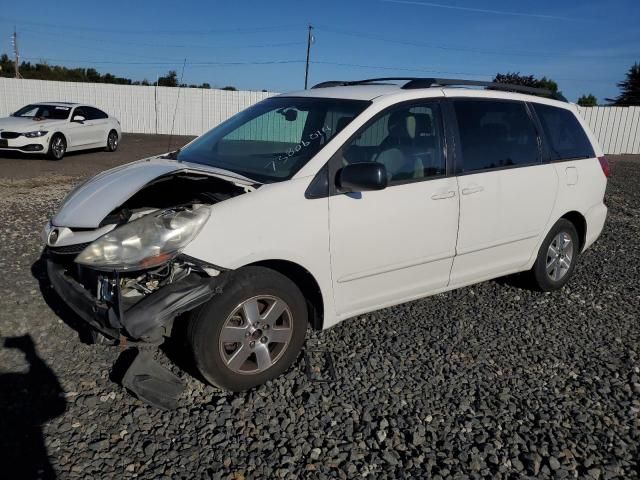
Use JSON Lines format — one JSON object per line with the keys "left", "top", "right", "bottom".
{"left": 106, "top": 131, "right": 119, "bottom": 152}
{"left": 48, "top": 134, "right": 66, "bottom": 160}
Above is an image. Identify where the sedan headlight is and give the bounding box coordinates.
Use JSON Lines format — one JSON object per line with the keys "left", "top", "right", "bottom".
{"left": 23, "top": 130, "right": 49, "bottom": 138}
{"left": 76, "top": 205, "right": 211, "bottom": 270}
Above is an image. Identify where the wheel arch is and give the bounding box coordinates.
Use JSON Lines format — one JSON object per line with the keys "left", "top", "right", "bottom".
{"left": 560, "top": 210, "right": 587, "bottom": 252}
{"left": 247, "top": 259, "right": 324, "bottom": 330}
{"left": 51, "top": 131, "right": 67, "bottom": 143}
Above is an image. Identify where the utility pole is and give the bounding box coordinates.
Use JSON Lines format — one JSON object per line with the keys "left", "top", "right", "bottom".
{"left": 304, "top": 24, "right": 313, "bottom": 89}
{"left": 11, "top": 26, "right": 21, "bottom": 78}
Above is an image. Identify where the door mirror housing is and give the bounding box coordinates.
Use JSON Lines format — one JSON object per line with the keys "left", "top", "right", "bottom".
{"left": 337, "top": 162, "right": 388, "bottom": 193}
{"left": 72, "top": 115, "right": 86, "bottom": 123}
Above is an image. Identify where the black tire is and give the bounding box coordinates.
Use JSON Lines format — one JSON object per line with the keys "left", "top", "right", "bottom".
{"left": 530, "top": 218, "right": 580, "bottom": 291}
{"left": 105, "top": 130, "right": 119, "bottom": 152}
{"left": 47, "top": 133, "right": 66, "bottom": 160}
{"left": 187, "top": 266, "right": 307, "bottom": 391}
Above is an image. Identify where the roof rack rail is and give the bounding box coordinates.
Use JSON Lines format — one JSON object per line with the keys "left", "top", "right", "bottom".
{"left": 311, "top": 77, "right": 567, "bottom": 102}
{"left": 311, "top": 77, "right": 417, "bottom": 89}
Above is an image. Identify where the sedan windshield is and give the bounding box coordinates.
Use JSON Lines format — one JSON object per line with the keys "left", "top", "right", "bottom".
{"left": 175, "top": 97, "right": 369, "bottom": 183}
{"left": 13, "top": 104, "right": 72, "bottom": 120}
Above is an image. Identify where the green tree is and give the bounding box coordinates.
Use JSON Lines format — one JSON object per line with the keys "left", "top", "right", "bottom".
{"left": 493, "top": 72, "right": 562, "bottom": 97}
{"left": 157, "top": 70, "right": 178, "bottom": 87}
{"left": 607, "top": 63, "right": 640, "bottom": 106}
{"left": 577, "top": 94, "right": 598, "bottom": 107}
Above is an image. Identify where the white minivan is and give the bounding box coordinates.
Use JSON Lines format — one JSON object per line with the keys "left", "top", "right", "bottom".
{"left": 43, "top": 78, "right": 608, "bottom": 391}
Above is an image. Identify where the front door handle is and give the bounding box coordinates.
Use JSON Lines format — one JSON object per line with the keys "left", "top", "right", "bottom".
{"left": 461, "top": 185, "right": 484, "bottom": 195}
{"left": 431, "top": 191, "right": 456, "bottom": 200}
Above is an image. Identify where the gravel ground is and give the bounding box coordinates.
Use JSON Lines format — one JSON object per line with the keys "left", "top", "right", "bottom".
{"left": 0, "top": 138, "right": 638, "bottom": 479}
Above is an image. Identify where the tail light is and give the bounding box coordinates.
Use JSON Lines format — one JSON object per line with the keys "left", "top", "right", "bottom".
{"left": 598, "top": 156, "right": 610, "bottom": 178}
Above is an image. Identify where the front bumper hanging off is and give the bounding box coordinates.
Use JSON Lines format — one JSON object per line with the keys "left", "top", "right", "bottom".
{"left": 46, "top": 259, "right": 223, "bottom": 342}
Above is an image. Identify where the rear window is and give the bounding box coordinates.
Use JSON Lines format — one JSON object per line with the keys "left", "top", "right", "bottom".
{"left": 532, "top": 104, "right": 594, "bottom": 161}
{"left": 84, "top": 107, "right": 108, "bottom": 120}
{"left": 453, "top": 100, "right": 539, "bottom": 172}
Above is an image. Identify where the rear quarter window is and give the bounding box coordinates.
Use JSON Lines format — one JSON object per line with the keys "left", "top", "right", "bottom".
{"left": 532, "top": 104, "right": 595, "bottom": 161}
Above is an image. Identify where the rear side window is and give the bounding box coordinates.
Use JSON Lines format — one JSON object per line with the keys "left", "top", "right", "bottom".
{"left": 532, "top": 104, "right": 594, "bottom": 161}
{"left": 453, "top": 100, "right": 539, "bottom": 172}
{"left": 82, "top": 107, "right": 108, "bottom": 120}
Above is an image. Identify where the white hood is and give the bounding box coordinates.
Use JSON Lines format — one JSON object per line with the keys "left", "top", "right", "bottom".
{"left": 52, "top": 156, "right": 256, "bottom": 229}
{"left": 0, "top": 116, "right": 67, "bottom": 132}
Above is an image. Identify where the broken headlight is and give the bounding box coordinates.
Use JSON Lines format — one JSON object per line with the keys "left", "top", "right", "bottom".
{"left": 76, "top": 205, "right": 211, "bottom": 271}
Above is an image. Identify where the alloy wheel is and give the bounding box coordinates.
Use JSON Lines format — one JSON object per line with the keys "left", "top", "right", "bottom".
{"left": 546, "top": 231, "right": 574, "bottom": 281}
{"left": 108, "top": 132, "right": 118, "bottom": 150}
{"left": 52, "top": 136, "right": 65, "bottom": 159}
{"left": 218, "top": 295, "right": 293, "bottom": 375}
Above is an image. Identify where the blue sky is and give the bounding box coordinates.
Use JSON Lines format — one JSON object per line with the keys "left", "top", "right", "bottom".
{"left": 1, "top": 0, "right": 638, "bottom": 102}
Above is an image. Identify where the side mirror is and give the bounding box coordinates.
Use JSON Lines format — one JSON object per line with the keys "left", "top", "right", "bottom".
{"left": 72, "top": 115, "right": 86, "bottom": 123}
{"left": 337, "top": 162, "right": 388, "bottom": 193}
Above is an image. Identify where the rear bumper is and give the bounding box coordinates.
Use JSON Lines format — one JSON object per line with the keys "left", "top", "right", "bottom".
{"left": 583, "top": 202, "right": 607, "bottom": 251}
{"left": 46, "top": 258, "right": 223, "bottom": 341}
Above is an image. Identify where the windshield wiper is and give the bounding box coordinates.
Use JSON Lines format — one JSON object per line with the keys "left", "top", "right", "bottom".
{"left": 163, "top": 148, "right": 181, "bottom": 160}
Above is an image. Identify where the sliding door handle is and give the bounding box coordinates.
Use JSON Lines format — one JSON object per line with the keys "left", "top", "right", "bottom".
{"left": 431, "top": 191, "right": 456, "bottom": 200}
{"left": 461, "top": 185, "right": 484, "bottom": 195}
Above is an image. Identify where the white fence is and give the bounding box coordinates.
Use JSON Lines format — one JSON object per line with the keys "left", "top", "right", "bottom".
{"left": 1, "top": 77, "right": 639, "bottom": 153}
{"left": 577, "top": 106, "right": 640, "bottom": 155}
{"left": 0, "top": 77, "right": 274, "bottom": 136}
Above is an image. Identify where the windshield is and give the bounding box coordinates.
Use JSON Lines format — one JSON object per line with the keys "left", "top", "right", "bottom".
{"left": 13, "top": 104, "right": 72, "bottom": 120}
{"left": 175, "top": 97, "right": 369, "bottom": 183}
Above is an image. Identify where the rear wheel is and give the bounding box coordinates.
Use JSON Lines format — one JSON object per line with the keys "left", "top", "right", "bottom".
{"left": 187, "top": 267, "right": 307, "bottom": 391}
{"left": 47, "top": 134, "right": 66, "bottom": 160}
{"left": 105, "top": 130, "right": 119, "bottom": 152}
{"left": 530, "top": 219, "right": 579, "bottom": 291}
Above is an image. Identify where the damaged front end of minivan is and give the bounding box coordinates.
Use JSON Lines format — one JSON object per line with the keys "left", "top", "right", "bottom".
{"left": 42, "top": 160, "right": 256, "bottom": 344}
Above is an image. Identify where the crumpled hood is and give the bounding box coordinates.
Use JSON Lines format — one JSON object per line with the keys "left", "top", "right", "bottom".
{"left": 0, "top": 116, "right": 67, "bottom": 132}
{"left": 52, "top": 157, "right": 256, "bottom": 229}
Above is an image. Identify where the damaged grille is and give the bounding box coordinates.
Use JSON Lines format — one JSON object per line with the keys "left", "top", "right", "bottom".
{"left": 47, "top": 242, "right": 91, "bottom": 261}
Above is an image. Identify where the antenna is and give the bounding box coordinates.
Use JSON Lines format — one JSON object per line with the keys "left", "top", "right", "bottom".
{"left": 11, "top": 26, "right": 21, "bottom": 79}
{"left": 167, "top": 58, "right": 187, "bottom": 153}
{"left": 304, "top": 24, "right": 314, "bottom": 89}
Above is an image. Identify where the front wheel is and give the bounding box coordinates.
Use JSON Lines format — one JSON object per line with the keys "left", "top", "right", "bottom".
{"left": 187, "top": 267, "right": 307, "bottom": 391}
{"left": 47, "top": 134, "right": 66, "bottom": 160}
{"left": 530, "top": 219, "right": 579, "bottom": 291}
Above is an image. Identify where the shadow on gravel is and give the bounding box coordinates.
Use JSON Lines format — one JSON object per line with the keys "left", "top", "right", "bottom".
{"left": 0, "top": 335, "right": 66, "bottom": 479}
{"left": 493, "top": 271, "right": 537, "bottom": 290}
{"left": 31, "top": 255, "right": 96, "bottom": 344}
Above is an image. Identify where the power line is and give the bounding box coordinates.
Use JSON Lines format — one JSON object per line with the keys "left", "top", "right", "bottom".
{"left": 310, "top": 60, "right": 615, "bottom": 84}
{"left": 381, "top": 0, "right": 577, "bottom": 21}
{"left": 0, "top": 16, "right": 301, "bottom": 36}
{"left": 20, "top": 56, "right": 305, "bottom": 67}
{"left": 313, "top": 24, "right": 638, "bottom": 60}
{"left": 19, "top": 28, "right": 305, "bottom": 51}
{"left": 311, "top": 60, "right": 493, "bottom": 78}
